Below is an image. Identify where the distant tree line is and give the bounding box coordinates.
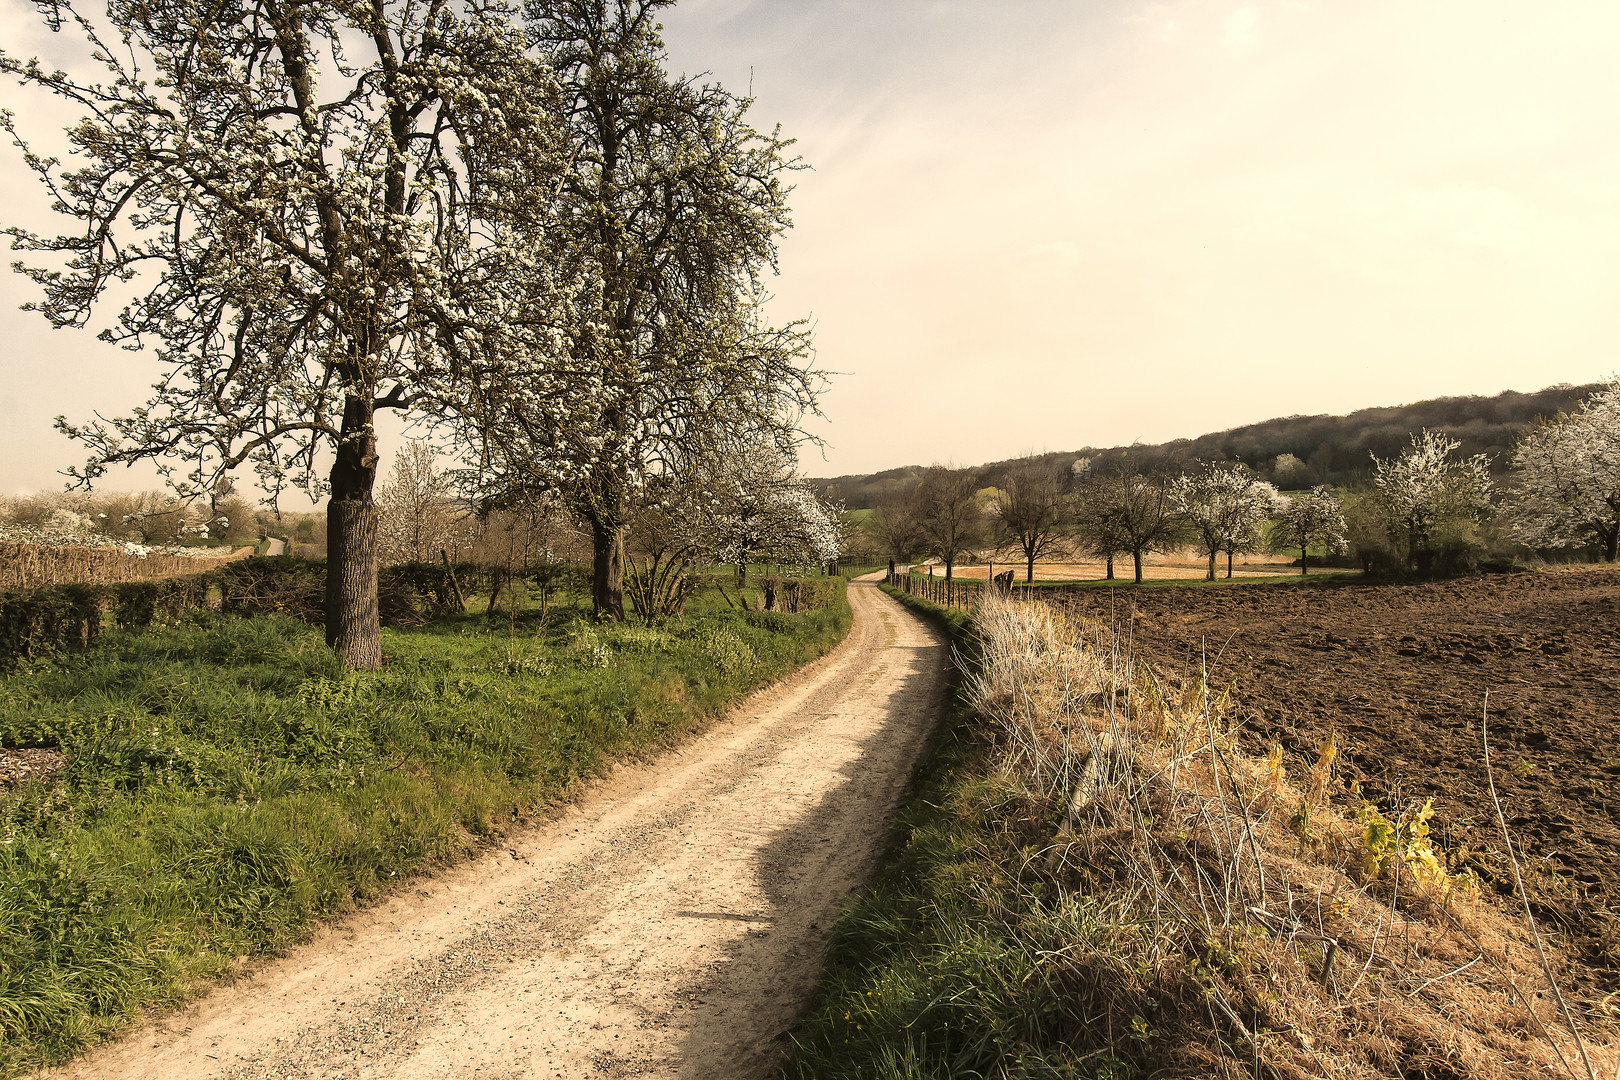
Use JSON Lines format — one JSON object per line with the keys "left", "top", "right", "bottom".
{"left": 847, "top": 377, "right": 1620, "bottom": 581}
{"left": 818, "top": 383, "right": 1602, "bottom": 511}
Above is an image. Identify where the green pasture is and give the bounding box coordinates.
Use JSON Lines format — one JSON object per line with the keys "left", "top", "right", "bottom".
{"left": 0, "top": 582, "right": 849, "bottom": 1075}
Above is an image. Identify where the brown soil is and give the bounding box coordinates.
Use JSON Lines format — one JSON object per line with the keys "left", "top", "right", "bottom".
{"left": 0, "top": 747, "right": 66, "bottom": 788}
{"left": 45, "top": 579, "right": 948, "bottom": 1080}
{"left": 1091, "top": 566, "right": 1620, "bottom": 1009}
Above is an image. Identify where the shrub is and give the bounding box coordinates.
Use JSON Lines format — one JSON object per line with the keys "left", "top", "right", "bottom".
{"left": 757, "top": 575, "right": 840, "bottom": 613}
{"left": 0, "top": 584, "right": 106, "bottom": 670}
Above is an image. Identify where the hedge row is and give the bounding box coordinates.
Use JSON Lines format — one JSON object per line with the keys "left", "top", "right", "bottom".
{"left": 0, "top": 557, "right": 500, "bottom": 670}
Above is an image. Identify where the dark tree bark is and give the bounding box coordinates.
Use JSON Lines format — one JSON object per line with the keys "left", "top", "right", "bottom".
{"left": 1133, "top": 551, "right": 1144, "bottom": 584}
{"left": 325, "top": 395, "right": 382, "bottom": 669}
{"left": 589, "top": 519, "right": 627, "bottom": 622}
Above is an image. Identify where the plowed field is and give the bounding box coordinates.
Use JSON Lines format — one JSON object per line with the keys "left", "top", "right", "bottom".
{"left": 1069, "top": 567, "right": 1620, "bottom": 1003}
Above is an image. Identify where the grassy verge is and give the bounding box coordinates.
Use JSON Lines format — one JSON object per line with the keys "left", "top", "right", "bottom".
{"left": 0, "top": 583, "right": 848, "bottom": 1075}
{"left": 786, "top": 586, "right": 1033, "bottom": 1078}
{"left": 786, "top": 587, "right": 1610, "bottom": 1078}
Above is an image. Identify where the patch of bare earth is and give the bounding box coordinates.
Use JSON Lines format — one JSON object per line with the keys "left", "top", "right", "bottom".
{"left": 0, "top": 747, "right": 66, "bottom": 788}
{"left": 46, "top": 579, "right": 948, "bottom": 1080}
{"left": 1110, "top": 565, "right": 1620, "bottom": 1008}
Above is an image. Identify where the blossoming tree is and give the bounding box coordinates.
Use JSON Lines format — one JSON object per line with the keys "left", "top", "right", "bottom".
{"left": 1507, "top": 378, "right": 1620, "bottom": 561}
{"left": 707, "top": 437, "right": 841, "bottom": 585}
{"left": 1272, "top": 486, "right": 1347, "bottom": 576}
{"left": 1370, "top": 430, "right": 1493, "bottom": 573}
{"left": 1170, "top": 463, "right": 1283, "bottom": 580}
{"left": 3, "top": 0, "right": 565, "bottom": 666}
{"left": 457, "top": 0, "right": 820, "bottom": 621}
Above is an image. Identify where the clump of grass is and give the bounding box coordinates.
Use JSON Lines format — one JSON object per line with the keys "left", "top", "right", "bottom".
{"left": 0, "top": 583, "right": 849, "bottom": 1076}
{"left": 788, "top": 588, "right": 1617, "bottom": 1079}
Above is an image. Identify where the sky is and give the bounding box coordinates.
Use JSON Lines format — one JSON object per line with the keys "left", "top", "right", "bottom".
{"left": 2, "top": 0, "right": 1618, "bottom": 502}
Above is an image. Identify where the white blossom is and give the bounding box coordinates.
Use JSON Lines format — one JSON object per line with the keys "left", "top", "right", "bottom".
{"left": 1506, "top": 377, "right": 1620, "bottom": 561}
{"left": 1369, "top": 430, "right": 1492, "bottom": 570}
{"left": 1170, "top": 463, "right": 1281, "bottom": 580}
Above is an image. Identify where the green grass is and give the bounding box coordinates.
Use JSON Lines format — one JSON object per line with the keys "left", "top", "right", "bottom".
{"left": 786, "top": 588, "right": 1127, "bottom": 1078}
{"left": 0, "top": 583, "right": 849, "bottom": 1075}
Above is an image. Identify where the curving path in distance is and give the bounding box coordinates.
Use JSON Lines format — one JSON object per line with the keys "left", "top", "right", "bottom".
{"left": 52, "top": 576, "right": 948, "bottom": 1080}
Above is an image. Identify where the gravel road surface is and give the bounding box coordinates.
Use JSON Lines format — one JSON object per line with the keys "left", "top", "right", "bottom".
{"left": 52, "top": 577, "right": 946, "bottom": 1080}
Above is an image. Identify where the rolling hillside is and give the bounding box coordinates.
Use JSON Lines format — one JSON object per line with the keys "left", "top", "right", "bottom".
{"left": 814, "top": 382, "right": 1601, "bottom": 507}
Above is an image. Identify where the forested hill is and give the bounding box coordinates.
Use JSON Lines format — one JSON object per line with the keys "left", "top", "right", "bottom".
{"left": 815, "top": 382, "right": 1602, "bottom": 508}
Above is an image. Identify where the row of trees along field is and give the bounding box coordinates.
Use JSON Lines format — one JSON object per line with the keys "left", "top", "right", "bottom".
{"left": 855, "top": 377, "right": 1620, "bottom": 583}
{"left": 370, "top": 437, "right": 841, "bottom": 618}
{"left": 818, "top": 382, "right": 1606, "bottom": 511}
{"left": 1, "top": 0, "right": 824, "bottom": 667}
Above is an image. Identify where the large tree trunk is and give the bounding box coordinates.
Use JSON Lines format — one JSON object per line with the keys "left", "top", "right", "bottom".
{"left": 1226, "top": 550, "right": 1234, "bottom": 579}
{"left": 1105, "top": 554, "right": 1114, "bottom": 580}
{"left": 1301, "top": 543, "right": 1309, "bottom": 575}
{"left": 1207, "top": 549, "right": 1216, "bottom": 581}
{"left": 326, "top": 394, "right": 382, "bottom": 670}
{"left": 589, "top": 519, "right": 626, "bottom": 621}
{"left": 1604, "top": 525, "right": 1619, "bottom": 562}
{"left": 1026, "top": 553, "right": 1035, "bottom": 582}
{"left": 1133, "top": 550, "right": 1143, "bottom": 584}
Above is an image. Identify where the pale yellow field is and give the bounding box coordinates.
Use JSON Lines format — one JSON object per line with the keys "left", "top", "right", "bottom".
{"left": 917, "top": 546, "right": 1352, "bottom": 582}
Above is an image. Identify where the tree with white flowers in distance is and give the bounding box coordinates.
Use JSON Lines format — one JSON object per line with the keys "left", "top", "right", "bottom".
{"left": 1171, "top": 463, "right": 1282, "bottom": 580}
{"left": 1370, "top": 430, "right": 1493, "bottom": 574}
{"left": 708, "top": 437, "right": 841, "bottom": 587}
{"left": 1507, "top": 378, "right": 1620, "bottom": 562}
{"left": 459, "top": 0, "right": 820, "bottom": 622}
{"left": 3, "top": 0, "right": 566, "bottom": 668}
{"left": 377, "top": 443, "right": 469, "bottom": 567}
{"left": 1272, "top": 486, "right": 1347, "bottom": 576}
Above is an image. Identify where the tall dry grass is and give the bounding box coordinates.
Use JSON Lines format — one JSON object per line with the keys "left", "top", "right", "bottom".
{"left": 0, "top": 542, "right": 252, "bottom": 591}
{"left": 961, "top": 588, "right": 1616, "bottom": 1079}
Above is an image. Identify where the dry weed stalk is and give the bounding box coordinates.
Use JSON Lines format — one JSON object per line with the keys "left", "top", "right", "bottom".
{"left": 962, "top": 588, "right": 1618, "bottom": 1080}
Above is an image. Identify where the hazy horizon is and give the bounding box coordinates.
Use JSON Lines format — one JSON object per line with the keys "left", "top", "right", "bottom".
{"left": 3, "top": 0, "right": 1618, "bottom": 506}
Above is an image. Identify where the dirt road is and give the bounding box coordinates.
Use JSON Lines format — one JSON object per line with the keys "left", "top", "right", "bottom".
{"left": 52, "top": 579, "right": 947, "bottom": 1080}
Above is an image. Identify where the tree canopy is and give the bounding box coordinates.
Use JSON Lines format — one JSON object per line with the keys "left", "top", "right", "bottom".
{"left": 4, "top": 0, "right": 567, "bottom": 666}
{"left": 1171, "top": 464, "right": 1280, "bottom": 580}
{"left": 1508, "top": 378, "right": 1620, "bottom": 562}
{"left": 455, "top": 0, "right": 820, "bottom": 620}
{"left": 1369, "top": 430, "right": 1492, "bottom": 574}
